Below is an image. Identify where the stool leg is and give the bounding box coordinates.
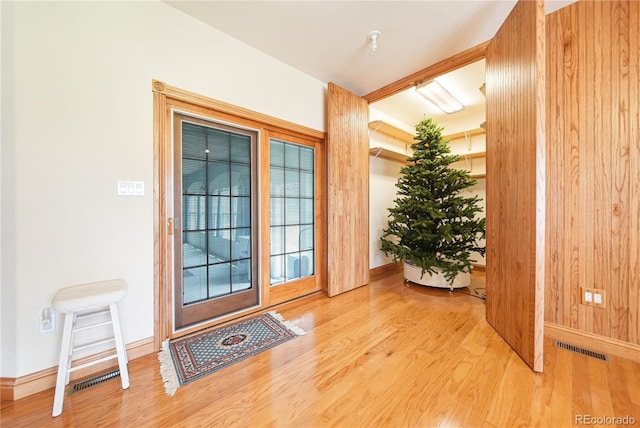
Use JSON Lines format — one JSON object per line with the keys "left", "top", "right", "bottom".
{"left": 52, "top": 312, "right": 74, "bottom": 417}
{"left": 109, "top": 303, "right": 129, "bottom": 389}
{"left": 64, "top": 313, "right": 78, "bottom": 385}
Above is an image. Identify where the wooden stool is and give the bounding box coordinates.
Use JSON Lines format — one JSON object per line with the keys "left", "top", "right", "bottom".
{"left": 51, "top": 279, "right": 130, "bottom": 417}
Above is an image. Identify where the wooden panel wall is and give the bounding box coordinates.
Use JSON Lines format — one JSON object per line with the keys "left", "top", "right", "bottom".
{"left": 485, "top": 0, "right": 545, "bottom": 372}
{"left": 326, "top": 83, "right": 370, "bottom": 296}
{"left": 545, "top": 1, "right": 640, "bottom": 346}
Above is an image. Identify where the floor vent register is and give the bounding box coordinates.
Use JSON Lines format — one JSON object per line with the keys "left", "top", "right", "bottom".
{"left": 553, "top": 340, "right": 609, "bottom": 362}
{"left": 68, "top": 368, "right": 121, "bottom": 396}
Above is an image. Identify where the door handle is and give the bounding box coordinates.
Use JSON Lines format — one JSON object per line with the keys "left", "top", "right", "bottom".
{"left": 168, "top": 217, "right": 181, "bottom": 235}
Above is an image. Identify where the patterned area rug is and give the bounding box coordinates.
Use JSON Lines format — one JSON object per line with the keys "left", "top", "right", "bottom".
{"left": 158, "top": 311, "right": 304, "bottom": 396}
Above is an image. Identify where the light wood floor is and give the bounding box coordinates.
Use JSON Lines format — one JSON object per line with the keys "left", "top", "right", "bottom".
{"left": 2, "top": 271, "right": 639, "bottom": 427}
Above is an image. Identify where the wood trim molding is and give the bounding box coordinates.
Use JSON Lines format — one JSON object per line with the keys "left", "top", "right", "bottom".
{"left": 363, "top": 40, "right": 490, "bottom": 103}
{"left": 533, "top": 0, "right": 547, "bottom": 375}
{"left": 545, "top": 322, "right": 640, "bottom": 364}
{"left": 153, "top": 85, "right": 169, "bottom": 352}
{"left": 152, "top": 80, "right": 325, "bottom": 140}
{"left": 370, "top": 262, "right": 402, "bottom": 279}
{"left": 368, "top": 262, "right": 485, "bottom": 278}
{"left": 0, "top": 338, "right": 154, "bottom": 402}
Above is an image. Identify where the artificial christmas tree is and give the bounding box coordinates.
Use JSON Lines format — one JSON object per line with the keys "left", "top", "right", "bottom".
{"left": 380, "top": 117, "right": 486, "bottom": 288}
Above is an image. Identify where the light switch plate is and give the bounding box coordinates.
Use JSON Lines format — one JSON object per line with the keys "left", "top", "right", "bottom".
{"left": 117, "top": 180, "right": 144, "bottom": 196}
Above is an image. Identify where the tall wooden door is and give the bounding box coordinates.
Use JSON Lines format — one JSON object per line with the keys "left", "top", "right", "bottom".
{"left": 326, "top": 83, "right": 370, "bottom": 297}
{"left": 485, "top": 0, "right": 546, "bottom": 372}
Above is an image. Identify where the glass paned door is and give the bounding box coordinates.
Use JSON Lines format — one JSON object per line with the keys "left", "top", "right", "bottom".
{"left": 174, "top": 114, "right": 259, "bottom": 329}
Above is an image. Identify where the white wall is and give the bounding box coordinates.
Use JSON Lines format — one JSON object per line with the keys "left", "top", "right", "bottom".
{"left": 0, "top": 0, "right": 17, "bottom": 379}
{"left": 369, "top": 107, "right": 407, "bottom": 269}
{"left": 0, "top": 1, "right": 326, "bottom": 378}
{"left": 369, "top": 150, "right": 404, "bottom": 269}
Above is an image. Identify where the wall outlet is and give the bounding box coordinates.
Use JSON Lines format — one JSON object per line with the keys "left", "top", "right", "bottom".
{"left": 581, "top": 287, "right": 606, "bottom": 308}
{"left": 593, "top": 292, "right": 603, "bottom": 305}
{"left": 39, "top": 307, "right": 56, "bottom": 333}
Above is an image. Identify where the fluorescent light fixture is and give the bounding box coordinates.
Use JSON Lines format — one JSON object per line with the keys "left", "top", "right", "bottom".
{"left": 415, "top": 80, "right": 464, "bottom": 114}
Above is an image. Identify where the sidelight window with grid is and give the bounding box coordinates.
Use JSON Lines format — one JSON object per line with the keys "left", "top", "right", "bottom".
{"left": 269, "top": 139, "right": 315, "bottom": 285}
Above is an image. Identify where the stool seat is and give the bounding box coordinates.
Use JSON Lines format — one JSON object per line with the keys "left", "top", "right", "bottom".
{"left": 53, "top": 279, "right": 127, "bottom": 313}
{"left": 51, "top": 279, "right": 130, "bottom": 417}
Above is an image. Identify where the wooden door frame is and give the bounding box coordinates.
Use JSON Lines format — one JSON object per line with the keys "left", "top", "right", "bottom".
{"left": 152, "top": 80, "right": 326, "bottom": 348}
{"left": 363, "top": 41, "right": 490, "bottom": 103}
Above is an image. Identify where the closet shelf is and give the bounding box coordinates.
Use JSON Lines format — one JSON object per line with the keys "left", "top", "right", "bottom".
{"left": 369, "top": 147, "right": 410, "bottom": 164}
{"left": 368, "top": 122, "right": 486, "bottom": 165}
{"left": 369, "top": 120, "right": 415, "bottom": 145}
{"left": 457, "top": 151, "right": 486, "bottom": 159}
{"left": 444, "top": 127, "right": 485, "bottom": 142}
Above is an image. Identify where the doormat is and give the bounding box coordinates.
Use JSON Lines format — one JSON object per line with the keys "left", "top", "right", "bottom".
{"left": 158, "top": 311, "right": 305, "bottom": 396}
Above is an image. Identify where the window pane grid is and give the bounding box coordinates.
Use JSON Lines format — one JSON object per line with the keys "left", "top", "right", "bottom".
{"left": 182, "top": 121, "right": 253, "bottom": 305}
{"left": 269, "top": 139, "right": 315, "bottom": 285}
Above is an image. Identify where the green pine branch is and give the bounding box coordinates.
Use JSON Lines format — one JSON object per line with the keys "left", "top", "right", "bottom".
{"left": 380, "top": 117, "right": 486, "bottom": 284}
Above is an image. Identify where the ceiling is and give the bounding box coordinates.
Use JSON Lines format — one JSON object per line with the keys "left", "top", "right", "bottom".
{"left": 165, "top": 1, "right": 577, "bottom": 129}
